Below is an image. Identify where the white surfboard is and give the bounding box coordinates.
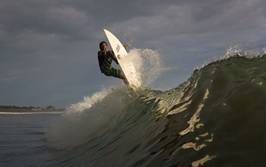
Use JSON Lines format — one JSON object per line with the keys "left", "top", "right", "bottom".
{"left": 103, "top": 29, "right": 141, "bottom": 89}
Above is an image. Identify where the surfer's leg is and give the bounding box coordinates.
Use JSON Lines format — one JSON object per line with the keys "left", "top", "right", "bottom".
{"left": 109, "top": 68, "right": 125, "bottom": 79}
{"left": 103, "top": 67, "right": 127, "bottom": 84}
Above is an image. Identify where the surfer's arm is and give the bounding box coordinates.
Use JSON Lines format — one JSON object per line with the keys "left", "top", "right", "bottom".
{"left": 110, "top": 51, "right": 119, "bottom": 64}
{"left": 98, "top": 51, "right": 111, "bottom": 74}
{"left": 97, "top": 53, "right": 105, "bottom": 74}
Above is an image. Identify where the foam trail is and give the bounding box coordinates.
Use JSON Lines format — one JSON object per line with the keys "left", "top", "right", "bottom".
{"left": 67, "top": 88, "right": 112, "bottom": 113}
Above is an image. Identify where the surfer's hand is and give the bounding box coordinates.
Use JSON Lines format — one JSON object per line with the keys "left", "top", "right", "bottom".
{"left": 123, "top": 43, "right": 128, "bottom": 49}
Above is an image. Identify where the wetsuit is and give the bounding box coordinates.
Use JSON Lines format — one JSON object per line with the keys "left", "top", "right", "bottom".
{"left": 98, "top": 50, "right": 124, "bottom": 79}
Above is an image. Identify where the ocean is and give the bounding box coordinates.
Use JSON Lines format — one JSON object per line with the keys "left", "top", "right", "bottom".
{"left": 1, "top": 53, "right": 266, "bottom": 167}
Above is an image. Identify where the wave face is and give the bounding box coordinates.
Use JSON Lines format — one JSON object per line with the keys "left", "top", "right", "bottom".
{"left": 45, "top": 54, "right": 266, "bottom": 167}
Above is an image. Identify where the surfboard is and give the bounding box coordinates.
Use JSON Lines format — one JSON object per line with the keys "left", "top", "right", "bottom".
{"left": 103, "top": 29, "right": 141, "bottom": 89}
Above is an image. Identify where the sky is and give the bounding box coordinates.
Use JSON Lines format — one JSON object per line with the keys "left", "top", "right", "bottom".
{"left": 0, "top": 0, "right": 266, "bottom": 107}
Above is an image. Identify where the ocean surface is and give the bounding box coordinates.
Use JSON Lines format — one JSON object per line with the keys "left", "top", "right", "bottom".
{"left": 1, "top": 53, "right": 266, "bottom": 167}
{"left": 0, "top": 112, "right": 61, "bottom": 167}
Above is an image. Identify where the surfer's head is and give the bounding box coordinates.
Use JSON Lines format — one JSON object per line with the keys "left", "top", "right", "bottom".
{"left": 99, "top": 41, "right": 108, "bottom": 51}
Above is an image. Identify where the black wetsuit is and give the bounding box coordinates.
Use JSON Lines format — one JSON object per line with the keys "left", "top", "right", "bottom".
{"left": 98, "top": 50, "right": 124, "bottom": 79}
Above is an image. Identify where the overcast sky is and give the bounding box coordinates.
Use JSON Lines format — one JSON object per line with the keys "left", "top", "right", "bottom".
{"left": 1, "top": 0, "right": 266, "bottom": 107}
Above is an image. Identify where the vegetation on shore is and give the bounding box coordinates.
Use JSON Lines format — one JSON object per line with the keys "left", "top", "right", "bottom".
{"left": 0, "top": 105, "right": 65, "bottom": 112}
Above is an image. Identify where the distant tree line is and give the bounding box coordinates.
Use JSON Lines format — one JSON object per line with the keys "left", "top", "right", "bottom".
{"left": 0, "top": 105, "right": 55, "bottom": 109}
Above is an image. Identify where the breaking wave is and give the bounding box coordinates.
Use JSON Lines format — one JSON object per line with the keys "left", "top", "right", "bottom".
{"left": 45, "top": 51, "right": 266, "bottom": 167}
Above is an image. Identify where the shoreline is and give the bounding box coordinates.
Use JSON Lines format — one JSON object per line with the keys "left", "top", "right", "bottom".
{"left": 0, "top": 111, "right": 64, "bottom": 115}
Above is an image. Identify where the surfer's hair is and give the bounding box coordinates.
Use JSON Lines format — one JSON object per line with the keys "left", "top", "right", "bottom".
{"left": 99, "top": 41, "right": 108, "bottom": 50}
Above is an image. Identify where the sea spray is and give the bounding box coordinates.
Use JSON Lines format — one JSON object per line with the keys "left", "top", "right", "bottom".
{"left": 127, "top": 48, "right": 163, "bottom": 86}
{"left": 46, "top": 87, "right": 134, "bottom": 149}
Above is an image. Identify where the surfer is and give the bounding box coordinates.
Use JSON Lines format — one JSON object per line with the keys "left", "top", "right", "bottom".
{"left": 97, "top": 41, "right": 127, "bottom": 83}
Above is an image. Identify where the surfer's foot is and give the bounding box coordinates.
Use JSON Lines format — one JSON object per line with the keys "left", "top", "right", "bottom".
{"left": 123, "top": 78, "right": 129, "bottom": 85}
{"left": 121, "top": 76, "right": 129, "bottom": 85}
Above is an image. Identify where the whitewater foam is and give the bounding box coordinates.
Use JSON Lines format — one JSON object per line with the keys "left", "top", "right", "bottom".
{"left": 46, "top": 87, "right": 136, "bottom": 149}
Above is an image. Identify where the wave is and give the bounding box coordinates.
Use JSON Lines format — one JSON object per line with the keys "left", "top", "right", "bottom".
{"left": 45, "top": 52, "right": 266, "bottom": 167}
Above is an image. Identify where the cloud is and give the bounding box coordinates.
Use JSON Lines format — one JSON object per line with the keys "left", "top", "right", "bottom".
{"left": 0, "top": 0, "right": 266, "bottom": 106}
{"left": 109, "top": 0, "right": 266, "bottom": 44}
